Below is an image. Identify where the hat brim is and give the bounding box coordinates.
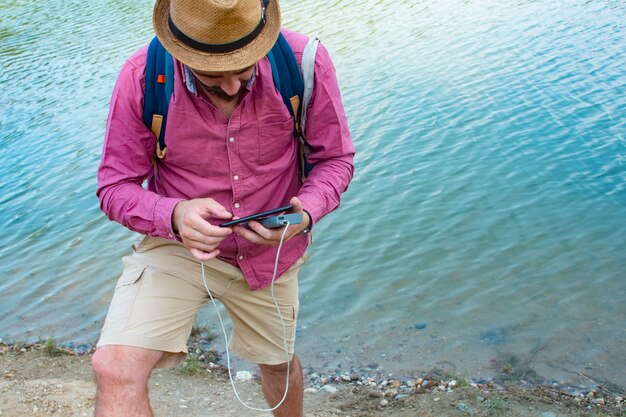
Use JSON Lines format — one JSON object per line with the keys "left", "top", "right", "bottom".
{"left": 153, "top": 0, "right": 281, "bottom": 72}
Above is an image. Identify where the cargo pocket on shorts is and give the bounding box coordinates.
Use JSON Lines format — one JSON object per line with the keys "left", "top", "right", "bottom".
{"left": 100, "top": 260, "right": 149, "bottom": 337}
{"left": 282, "top": 304, "right": 299, "bottom": 346}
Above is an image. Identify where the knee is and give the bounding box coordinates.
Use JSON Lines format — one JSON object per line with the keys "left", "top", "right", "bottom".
{"left": 92, "top": 347, "right": 151, "bottom": 387}
{"left": 92, "top": 348, "right": 127, "bottom": 385}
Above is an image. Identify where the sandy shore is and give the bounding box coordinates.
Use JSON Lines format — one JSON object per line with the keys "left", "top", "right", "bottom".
{"left": 0, "top": 342, "right": 623, "bottom": 417}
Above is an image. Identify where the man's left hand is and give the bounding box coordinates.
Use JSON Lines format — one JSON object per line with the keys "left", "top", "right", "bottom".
{"left": 232, "top": 196, "right": 310, "bottom": 246}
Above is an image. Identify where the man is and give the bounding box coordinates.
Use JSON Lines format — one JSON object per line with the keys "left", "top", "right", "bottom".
{"left": 93, "top": 0, "right": 354, "bottom": 415}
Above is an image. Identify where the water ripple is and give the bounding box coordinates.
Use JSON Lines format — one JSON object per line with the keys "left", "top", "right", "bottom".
{"left": 1, "top": 0, "right": 625, "bottom": 388}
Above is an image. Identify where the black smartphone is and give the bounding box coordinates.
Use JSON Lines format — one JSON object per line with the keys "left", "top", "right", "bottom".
{"left": 218, "top": 205, "right": 293, "bottom": 227}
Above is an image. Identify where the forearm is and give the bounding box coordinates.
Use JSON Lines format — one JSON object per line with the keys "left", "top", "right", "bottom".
{"left": 297, "top": 155, "right": 354, "bottom": 224}
{"left": 98, "top": 182, "right": 182, "bottom": 239}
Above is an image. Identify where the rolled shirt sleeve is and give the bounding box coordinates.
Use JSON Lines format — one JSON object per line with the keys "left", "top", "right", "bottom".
{"left": 96, "top": 48, "right": 182, "bottom": 240}
{"left": 296, "top": 41, "right": 355, "bottom": 225}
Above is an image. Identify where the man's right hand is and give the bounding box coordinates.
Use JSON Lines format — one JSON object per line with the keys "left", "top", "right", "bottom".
{"left": 172, "top": 198, "right": 233, "bottom": 261}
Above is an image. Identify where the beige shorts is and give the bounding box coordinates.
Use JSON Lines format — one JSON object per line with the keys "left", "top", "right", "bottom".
{"left": 97, "top": 236, "right": 305, "bottom": 368}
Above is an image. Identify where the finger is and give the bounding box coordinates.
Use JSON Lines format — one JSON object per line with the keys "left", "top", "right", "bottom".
{"left": 201, "top": 198, "right": 233, "bottom": 220}
{"left": 192, "top": 220, "right": 233, "bottom": 238}
{"left": 247, "top": 221, "right": 275, "bottom": 240}
{"left": 233, "top": 224, "right": 273, "bottom": 245}
{"left": 180, "top": 225, "right": 230, "bottom": 244}
{"left": 189, "top": 247, "right": 220, "bottom": 261}
{"left": 234, "top": 222, "right": 297, "bottom": 246}
{"left": 184, "top": 238, "right": 223, "bottom": 254}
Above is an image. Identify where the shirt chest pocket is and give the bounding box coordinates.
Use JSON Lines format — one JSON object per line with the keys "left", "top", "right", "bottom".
{"left": 257, "top": 118, "right": 294, "bottom": 165}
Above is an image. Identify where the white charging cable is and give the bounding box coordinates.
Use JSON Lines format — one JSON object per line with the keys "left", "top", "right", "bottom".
{"left": 201, "top": 222, "right": 292, "bottom": 411}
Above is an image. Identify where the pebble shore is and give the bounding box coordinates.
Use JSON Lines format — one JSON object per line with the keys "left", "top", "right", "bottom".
{"left": 2, "top": 338, "right": 624, "bottom": 414}
{"left": 297, "top": 367, "right": 625, "bottom": 411}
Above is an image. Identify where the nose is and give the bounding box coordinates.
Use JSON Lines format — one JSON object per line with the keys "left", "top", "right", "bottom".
{"left": 220, "top": 75, "right": 241, "bottom": 96}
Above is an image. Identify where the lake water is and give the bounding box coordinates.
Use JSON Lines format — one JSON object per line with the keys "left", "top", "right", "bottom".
{"left": 1, "top": 0, "right": 624, "bottom": 390}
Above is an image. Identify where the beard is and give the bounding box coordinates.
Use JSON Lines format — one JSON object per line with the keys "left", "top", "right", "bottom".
{"left": 201, "top": 83, "right": 248, "bottom": 102}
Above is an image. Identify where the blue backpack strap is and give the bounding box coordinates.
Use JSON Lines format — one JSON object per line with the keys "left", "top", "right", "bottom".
{"left": 143, "top": 36, "right": 174, "bottom": 159}
{"left": 267, "top": 32, "right": 304, "bottom": 134}
{"left": 267, "top": 32, "right": 315, "bottom": 177}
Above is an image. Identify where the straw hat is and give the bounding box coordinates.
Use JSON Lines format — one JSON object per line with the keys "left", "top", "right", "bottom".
{"left": 153, "top": 0, "right": 281, "bottom": 72}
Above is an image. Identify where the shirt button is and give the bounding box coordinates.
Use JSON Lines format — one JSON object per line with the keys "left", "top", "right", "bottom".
{"left": 229, "top": 137, "right": 235, "bottom": 142}
{"left": 234, "top": 175, "right": 239, "bottom": 181}
{"left": 238, "top": 255, "right": 244, "bottom": 260}
{"left": 234, "top": 203, "right": 240, "bottom": 208}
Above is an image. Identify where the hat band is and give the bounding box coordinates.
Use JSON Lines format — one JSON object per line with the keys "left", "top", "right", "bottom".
{"left": 168, "top": 0, "right": 269, "bottom": 54}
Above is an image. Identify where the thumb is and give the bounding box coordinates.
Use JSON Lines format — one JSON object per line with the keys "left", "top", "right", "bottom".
{"left": 289, "top": 196, "right": 304, "bottom": 213}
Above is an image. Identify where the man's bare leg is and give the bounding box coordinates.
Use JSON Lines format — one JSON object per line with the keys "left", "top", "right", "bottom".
{"left": 259, "top": 354, "right": 304, "bottom": 417}
{"left": 92, "top": 345, "right": 163, "bottom": 417}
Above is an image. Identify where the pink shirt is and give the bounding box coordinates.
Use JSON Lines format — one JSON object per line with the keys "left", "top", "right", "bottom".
{"left": 97, "top": 29, "right": 355, "bottom": 290}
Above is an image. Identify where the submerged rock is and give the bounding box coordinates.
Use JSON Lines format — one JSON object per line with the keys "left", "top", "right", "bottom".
{"left": 480, "top": 328, "right": 510, "bottom": 345}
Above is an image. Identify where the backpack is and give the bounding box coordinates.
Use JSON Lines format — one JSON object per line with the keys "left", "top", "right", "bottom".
{"left": 142, "top": 33, "right": 319, "bottom": 178}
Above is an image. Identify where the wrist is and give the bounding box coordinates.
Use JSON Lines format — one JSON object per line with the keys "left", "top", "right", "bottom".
{"left": 172, "top": 200, "right": 188, "bottom": 234}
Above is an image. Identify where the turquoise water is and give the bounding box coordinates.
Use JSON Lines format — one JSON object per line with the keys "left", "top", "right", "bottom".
{"left": 1, "top": 0, "right": 624, "bottom": 389}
